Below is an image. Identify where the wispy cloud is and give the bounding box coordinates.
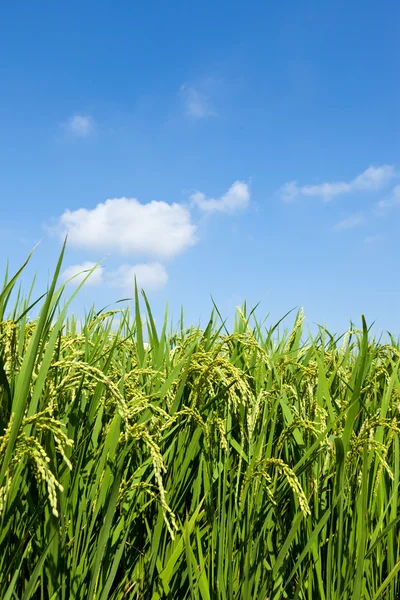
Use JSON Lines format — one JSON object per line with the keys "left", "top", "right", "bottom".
{"left": 332, "top": 213, "right": 366, "bottom": 231}
{"left": 57, "top": 197, "right": 197, "bottom": 260}
{"left": 190, "top": 181, "right": 250, "bottom": 214}
{"left": 64, "top": 114, "right": 94, "bottom": 137}
{"left": 61, "top": 261, "right": 103, "bottom": 286}
{"left": 180, "top": 84, "right": 216, "bottom": 119}
{"left": 364, "top": 234, "right": 385, "bottom": 244}
{"left": 280, "top": 165, "right": 396, "bottom": 202}
{"left": 376, "top": 184, "right": 400, "bottom": 210}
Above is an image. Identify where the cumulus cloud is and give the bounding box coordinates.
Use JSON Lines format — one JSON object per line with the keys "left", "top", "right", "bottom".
{"left": 58, "top": 197, "right": 197, "bottom": 260}
{"left": 108, "top": 263, "right": 168, "bottom": 293}
{"left": 64, "top": 114, "right": 94, "bottom": 137}
{"left": 376, "top": 184, "right": 400, "bottom": 210}
{"left": 190, "top": 181, "right": 250, "bottom": 214}
{"left": 61, "top": 261, "right": 103, "bottom": 286}
{"left": 61, "top": 260, "right": 167, "bottom": 293}
{"left": 280, "top": 165, "right": 396, "bottom": 202}
{"left": 180, "top": 84, "right": 215, "bottom": 119}
{"left": 332, "top": 213, "right": 365, "bottom": 231}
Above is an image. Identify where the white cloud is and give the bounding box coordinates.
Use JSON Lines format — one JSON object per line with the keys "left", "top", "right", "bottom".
{"left": 58, "top": 197, "right": 197, "bottom": 260}
{"left": 280, "top": 165, "right": 396, "bottom": 202}
{"left": 180, "top": 84, "right": 215, "bottom": 119}
{"left": 190, "top": 181, "right": 250, "bottom": 214}
{"left": 108, "top": 263, "right": 168, "bottom": 292}
{"left": 280, "top": 181, "right": 300, "bottom": 203}
{"left": 376, "top": 184, "right": 400, "bottom": 210}
{"left": 364, "top": 234, "right": 385, "bottom": 244}
{"left": 302, "top": 181, "right": 352, "bottom": 200}
{"left": 65, "top": 114, "right": 94, "bottom": 137}
{"left": 352, "top": 166, "right": 395, "bottom": 189}
{"left": 61, "top": 261, "right": 103, "bottom": 286}
{"left": 332, "top": 213, "right": 365, "bottom": 231}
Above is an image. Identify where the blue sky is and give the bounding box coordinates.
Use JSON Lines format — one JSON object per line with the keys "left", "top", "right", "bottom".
{"left": 1, "top": 0, "right": 399, "bottom": 334}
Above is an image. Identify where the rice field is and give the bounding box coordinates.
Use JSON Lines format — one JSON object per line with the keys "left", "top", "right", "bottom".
{"left": 0, "top": 246, "right": 399, "bottom": 599}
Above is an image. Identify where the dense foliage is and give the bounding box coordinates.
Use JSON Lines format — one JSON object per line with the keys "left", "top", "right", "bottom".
{"left": 0, "top": 248, "right": 399, "bottom": 599}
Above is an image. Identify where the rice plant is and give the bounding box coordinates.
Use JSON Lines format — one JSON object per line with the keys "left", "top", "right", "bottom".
{"left": 0, "top": 248, "right": 399, "bottom": 599}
